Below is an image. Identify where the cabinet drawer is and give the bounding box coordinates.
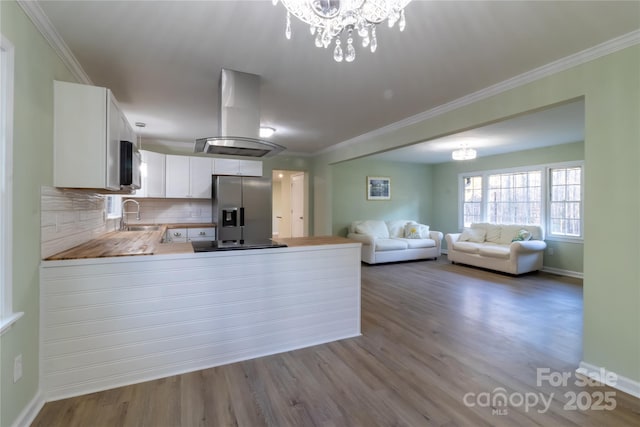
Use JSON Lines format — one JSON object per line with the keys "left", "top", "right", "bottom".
{"left": 165, "top": 228, "right": 187, "bottom": 243}
{"left": 187, "top": 227, "right": 215, "bottom": 241}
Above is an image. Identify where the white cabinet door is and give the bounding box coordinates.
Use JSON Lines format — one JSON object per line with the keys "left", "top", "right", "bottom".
{"left": 165, "top": 155, "right": 191, "bottom": 198}
{"left": 239, "top": 160, "right": 263, "bottom": 176}
{"left": 139, "top": 150, "right": 165, "bottom": 198}
{"left": 165, "top": 155, "right": 212, "bottom": 198}
{"left": 54, "top": 80, "right": 122, "bottom": 190}
{"left": 212, "top": 158, "right": 239, "bottom": 175}
{"left": 106, "top": 95, "right": 122, "bottom": 190}
{"left": 213, "top": 158, "right": 262, "bottom": 176}
{"left": 189, "top": 157, "right": 213, "bottom": 198}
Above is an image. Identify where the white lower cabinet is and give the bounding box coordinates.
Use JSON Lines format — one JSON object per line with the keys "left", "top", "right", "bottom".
{"left": 164, "top": 228, "right": 187, "bottom": 243}
{"left": 187, "top": 227, "right": 215, "bottom": 241}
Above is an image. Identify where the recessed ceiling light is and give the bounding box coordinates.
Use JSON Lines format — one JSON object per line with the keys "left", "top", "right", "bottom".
{"left": 260, "top": 126, "right": 275, "bottom": 138}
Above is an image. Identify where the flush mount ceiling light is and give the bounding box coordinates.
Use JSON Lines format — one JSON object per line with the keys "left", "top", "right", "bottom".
{"left": 452, "top": 146, "right": 477, "bottom": 161}
{"left": 259, "top": 126, "right": 276, "bottom": 138}
{"left": 273, "top": 0, "right": 412, "bottom": 63}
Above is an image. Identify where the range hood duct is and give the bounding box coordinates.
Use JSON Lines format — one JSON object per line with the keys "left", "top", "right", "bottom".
{"left": 195, "top": 69, "right": 285, "bottom": 157}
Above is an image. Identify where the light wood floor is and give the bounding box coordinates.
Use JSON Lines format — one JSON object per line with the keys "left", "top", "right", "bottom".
{"left": 32, "top": 258, "right": 640, "bottom": 426}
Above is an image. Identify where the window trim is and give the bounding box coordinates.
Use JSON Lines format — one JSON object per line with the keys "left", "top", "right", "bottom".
{"left": 458, "top": 160, "right": 584, "bottom": 243}
{"left": 1, "top": 34, "right": 23, "bottom": 335}
{"left": 546, "top": 161, "right": 585, "bottom": 242}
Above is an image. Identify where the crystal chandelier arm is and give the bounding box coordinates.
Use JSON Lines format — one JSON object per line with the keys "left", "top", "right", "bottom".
{"left": 276, "top": 0, "right": 412, "bottom": 62}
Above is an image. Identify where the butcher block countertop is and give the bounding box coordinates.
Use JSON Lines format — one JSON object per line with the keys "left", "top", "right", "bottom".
{"left": 45, "top": 230, "right": 358, "bottom": 261}
{"left": 45, "top": 223, "right": 215, "bottom": 261}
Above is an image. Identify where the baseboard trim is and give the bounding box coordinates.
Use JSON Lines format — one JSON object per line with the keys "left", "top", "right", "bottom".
{"left": 10, "top": 389, "right": 45, "bottom": 427}
{"left": 577, "top": 361, "right": 640, "bottom": 399}
{"left": 541, "top": 266, "right": 583, "bottom": 279}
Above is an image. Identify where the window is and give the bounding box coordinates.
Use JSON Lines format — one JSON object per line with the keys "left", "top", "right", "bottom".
{"left": 461, "top": 175, "right": 482, "bottom": 227}
{"left": 459, "top": 162, "right": 583, "bottom": 241}
{"left": 1, "top": 34, "right": 23, "bottom": 334}
{"left": 105, "top": 194, "right": 122, "bottom": 219}
{"left": 487, "top": 170, "right": 541, "bottom": 225}
{"left": 549, "top": 166, "right": 582, "bottom": 238}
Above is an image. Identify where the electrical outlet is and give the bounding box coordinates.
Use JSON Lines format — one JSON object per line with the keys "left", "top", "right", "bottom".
{"left": 14, "top": 354, "right": 23, "bottom": 383}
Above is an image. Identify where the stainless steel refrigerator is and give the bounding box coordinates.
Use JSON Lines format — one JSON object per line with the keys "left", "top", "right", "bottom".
{"left": 212, "top": 175, "right": 272, "bottom": 242}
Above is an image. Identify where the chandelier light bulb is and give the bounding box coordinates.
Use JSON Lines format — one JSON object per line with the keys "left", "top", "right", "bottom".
{"left": 275, "top": 0, "right": 412, "bottom": 63}
{"left": 452, "top": 147, "right": 477, "bottom": 161}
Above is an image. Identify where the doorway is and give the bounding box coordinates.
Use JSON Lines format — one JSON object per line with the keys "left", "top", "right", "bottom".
{"left": 272, "top": 170, "right": 307, "bottom": 238}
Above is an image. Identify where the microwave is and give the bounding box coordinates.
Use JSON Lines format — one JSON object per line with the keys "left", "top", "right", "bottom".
{"left": 120, "top": 140, "right": 141, "bottom": 190}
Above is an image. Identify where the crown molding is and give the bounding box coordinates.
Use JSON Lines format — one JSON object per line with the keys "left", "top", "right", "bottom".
{"left": 17, "top": 0, "right": 92, "bottom": 84}
{"left": 318, "top": 29, "right": 640, "bottom": 156}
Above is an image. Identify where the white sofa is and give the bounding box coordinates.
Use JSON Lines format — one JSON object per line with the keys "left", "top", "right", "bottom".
{"left": 445, "top": 223, "right": 547, "bottom": 275}
{"left": 347, "top": 220, "right": 443, "bottom": 264}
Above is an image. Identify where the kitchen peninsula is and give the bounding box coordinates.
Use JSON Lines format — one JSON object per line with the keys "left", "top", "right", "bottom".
{"left": 40, "top": 236, "right": 361, "bottom": 401}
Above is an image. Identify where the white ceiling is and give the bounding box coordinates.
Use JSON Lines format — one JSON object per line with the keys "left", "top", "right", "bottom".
{"left": 372, "top": 98, "right": 585, "bottom": 163}
{"left": 36, "top": 1, "right": 639, "bottom": 156}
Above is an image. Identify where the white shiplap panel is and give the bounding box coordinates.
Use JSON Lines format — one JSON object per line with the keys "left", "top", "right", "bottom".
{"left": 43, "top": 288, "right": 358, "bottom": 354}
{"left": 40, "top": 245, "right": 361, "bottom": 401}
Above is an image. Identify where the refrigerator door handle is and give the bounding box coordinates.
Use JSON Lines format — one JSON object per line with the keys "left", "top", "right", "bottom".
{"left": 240, "top": 207, "right": 245, "bottom": 227}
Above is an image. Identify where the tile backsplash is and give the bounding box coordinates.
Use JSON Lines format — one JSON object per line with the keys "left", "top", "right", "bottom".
{"left": 41, "top": 186, "right": 213, "bottom": 258}
{"left": 126, "top": 198, "right": 212, "bottom": 225}
{"left": 41, "top": 186, "right": 109, "bottom": 259}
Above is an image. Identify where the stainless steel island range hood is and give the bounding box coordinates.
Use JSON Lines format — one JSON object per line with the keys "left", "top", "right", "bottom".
{"left": 195, "top": 69, "right": 285, "bottom": 158}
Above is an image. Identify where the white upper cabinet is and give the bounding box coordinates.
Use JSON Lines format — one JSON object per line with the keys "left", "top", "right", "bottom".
{"left": 137, "top": 150, "right": 165, "bottom": 198}
{"left": 165, "top": 155, "right": 213, "bottom": 198}
{"left": 189, "top": 157, "right": 214, "bottom": 198}
{"left": 212, "top": 158, "right": 263, "bottom": 177}
{"left": 54, "top": 80, "right": 125, "bottom": 190}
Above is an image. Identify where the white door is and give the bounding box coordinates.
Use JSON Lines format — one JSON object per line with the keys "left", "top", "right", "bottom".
{"left": 291, "top": 173, "right": 305, "bottom": 237}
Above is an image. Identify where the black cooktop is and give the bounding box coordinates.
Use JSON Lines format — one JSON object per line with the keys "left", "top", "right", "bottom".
{"left": 192, "top": 239, "right": 287, "bottom": 252}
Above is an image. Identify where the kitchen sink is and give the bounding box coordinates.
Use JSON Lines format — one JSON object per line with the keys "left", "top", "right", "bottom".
{"left": 121, "top": 225, "right": 164, "bottom": 232}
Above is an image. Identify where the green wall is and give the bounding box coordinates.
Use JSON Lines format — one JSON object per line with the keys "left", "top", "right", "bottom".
{"left": 331, "top": 158, "right": 433, "bottom": 236}
{"left": 432, "top": 141, "right": 585, "bottom": 273}
{"left": 314, "top": 46, "right": 640, "bottom": 386}
{"left": 0, "top": 2, "right": 77, "bottom": 426}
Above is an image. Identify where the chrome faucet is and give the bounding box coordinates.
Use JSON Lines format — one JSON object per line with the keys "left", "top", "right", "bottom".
{"left": 120, "top": 199, "right": 141, "bottom": 230}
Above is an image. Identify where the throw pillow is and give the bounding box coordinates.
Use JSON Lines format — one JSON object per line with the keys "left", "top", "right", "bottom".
{"left": 512, "top": 228, "right": 532, "bottom": 242}
{"left": 459, "top": 228, "right": 486, "bottom": 243}
{"left": 355, "top": 220, "right": 390, "bottom": 238}
{"left": 403, "top": 223, "right": 430, "bottom": 239}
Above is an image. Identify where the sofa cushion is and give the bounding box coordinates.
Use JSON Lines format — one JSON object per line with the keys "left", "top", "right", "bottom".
{"left": 478, "top": 244, "right": 511, "bottom": 259}
{"left": 375, "top": 238, "right": 409, "bottom": 251}
{"left": 386, "top": 220, "right": 413, "bottom": 238}
{"left": 355, "top": 220, "right": 390, "bottom": 238}
{"left": 459, "top": 228, "right": 486, "bottom": 243}
{"left": 499, "top": 225, "right": 525, "bottom": 245}
{"left": 452, "top": 241, "right": 482, "bottom": 254}
{"left": 396, "top": 238, "right": 436, "bottom": 249}
{"left": 484, "top": 224, "right": 501, "bottom": 243}
{"left": 403, "top": 223, "right": 430, "bottom": 239}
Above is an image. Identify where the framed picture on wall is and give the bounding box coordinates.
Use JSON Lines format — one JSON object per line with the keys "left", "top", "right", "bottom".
{"left": 367, "top": 176, "right": 391, "bottom": 200}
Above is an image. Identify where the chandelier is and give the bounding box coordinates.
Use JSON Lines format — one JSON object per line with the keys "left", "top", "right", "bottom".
{"left": 452, "top": 146, "right": 477, "bottom": 161}
{"left": 273, "top": 0, "right": 412, "bottom": 63}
